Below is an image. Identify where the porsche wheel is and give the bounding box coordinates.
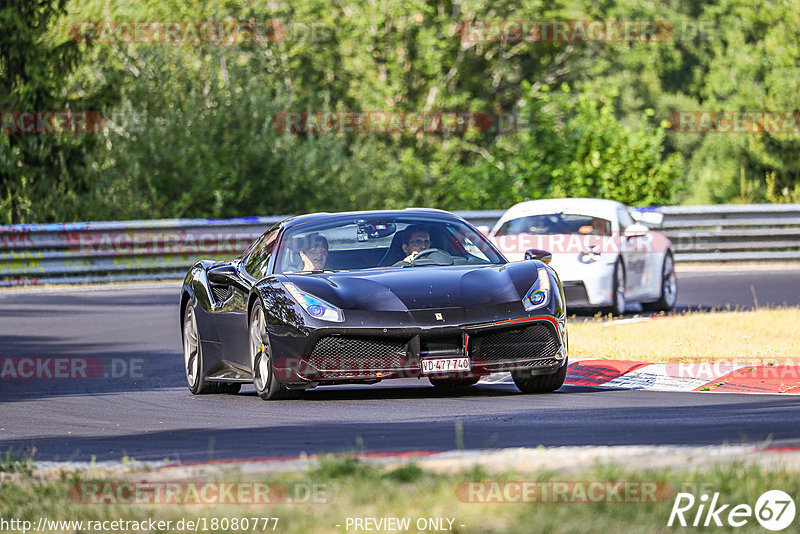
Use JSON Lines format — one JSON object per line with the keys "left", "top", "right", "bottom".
{"left": 250, "top": 302, "right": 299, "bottom": 401}
{"left": 643, "top": 251, "right": 677, "bottom": 312}
{"left": 604, "top": 259, "right": 626, "bottom": 316}
{"left": 183, "top": 305, "right": 214, "bottom": 394}
{"left": 511, "top": 360, "right": 567, "bottom": 393}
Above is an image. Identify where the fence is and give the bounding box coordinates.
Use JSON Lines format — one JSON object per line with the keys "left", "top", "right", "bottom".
{"left": 0, "top": 217, "right": 283, "bottom": 286}
{"left": 657, "top": 204, "right": 800, "bottom": 262}
{"left": 1, "top": 204, "right": 798, "bottom": 286}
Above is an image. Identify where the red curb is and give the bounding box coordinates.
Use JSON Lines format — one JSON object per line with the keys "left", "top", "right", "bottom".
{"left": 563, "top": 360, "right": 800, "bottom": 393}
{"left": 565, "top": 360, "right": 651, "bottom": 386}
{"left": 696, "top": 366, "right": 800, "bottom": 393}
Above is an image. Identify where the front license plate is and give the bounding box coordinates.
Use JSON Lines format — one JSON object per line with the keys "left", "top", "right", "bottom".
{"left": 421, "top": 357, "right": 470, "bottom": 374}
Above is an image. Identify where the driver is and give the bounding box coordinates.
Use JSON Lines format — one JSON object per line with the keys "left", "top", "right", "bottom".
{"left": 298, "top": 232, "right": 329, "bottom": 271}
{"left": 401, "top": 227, "right": 432, "bottom": 263}
{"left": 591, "top": 217, "right": 609, "bottom": 236}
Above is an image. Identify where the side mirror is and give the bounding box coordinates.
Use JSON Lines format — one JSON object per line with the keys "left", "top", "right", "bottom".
{"left": 630, "top": 210, "right": 663, "bottom": 226}
{"left": 524, "top": 249, "right": 552, "bottom": 264}
{"left": 624, "top": 223, "right": 649, "bottom": 239}
{"left": 207, "top": 264, "right": 238, "bottom": 284}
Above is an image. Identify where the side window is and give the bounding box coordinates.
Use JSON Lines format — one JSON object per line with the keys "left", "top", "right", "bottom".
{"left": 458, "top": 231, "right": 491, "bottom": 261}
{"left": 617, "top": 208, "right": 634, "bottom": 232}
{"left": 245, "top": 231, "right": 278, "bottom": 279}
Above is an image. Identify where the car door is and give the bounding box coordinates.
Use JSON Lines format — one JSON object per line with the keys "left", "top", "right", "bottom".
{"left": 617, "top": 207, "right": 647, "bottom": 298}
{"left": 214, "top": 230, "right": 278, "bottom": 368}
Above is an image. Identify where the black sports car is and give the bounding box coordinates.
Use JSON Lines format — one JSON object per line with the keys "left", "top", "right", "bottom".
{"left": 180, "top": 209, "right": 568, "bottom": 400}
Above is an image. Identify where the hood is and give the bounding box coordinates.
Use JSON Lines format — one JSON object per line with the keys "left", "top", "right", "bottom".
{"left": 282, "top": 263, "right": 539, "bottom": 312}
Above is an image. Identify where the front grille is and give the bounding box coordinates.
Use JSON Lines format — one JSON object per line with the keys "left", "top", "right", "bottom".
{"left": 309, "top": 336, "right": 408, "bottom": 372}
{"left": 421, "top": 335, "right": 462, "bottom": 357}
{"left": 469, "top": 324, "right": 560, "bottom": 364}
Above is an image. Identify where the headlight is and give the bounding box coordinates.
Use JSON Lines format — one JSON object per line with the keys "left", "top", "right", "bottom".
{"left": 523, "top": 267, "right": 551, "bottom": 311}
{"left": 284, "top": 282, "right": 344, "bottom": 322}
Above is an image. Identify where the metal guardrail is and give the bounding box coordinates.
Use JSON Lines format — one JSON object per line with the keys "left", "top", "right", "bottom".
{"left": 1, "top": 204, "right": 798, "bottom": 285}
{"left": 0, "top": 217, "right": 284, "bottom": 286}
{"left": 657, "top": 204, "right": 800, "bottom": 262}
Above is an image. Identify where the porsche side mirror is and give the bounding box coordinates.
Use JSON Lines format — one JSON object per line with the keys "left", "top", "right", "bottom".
{"left": 524, "top": 249, "right": 552, "bottom": 264}
{"left": 624, "top": 223, "right": 649, "bottom": 239}
{"left": 630, "top": 210, "right": 663, "bottom": 226}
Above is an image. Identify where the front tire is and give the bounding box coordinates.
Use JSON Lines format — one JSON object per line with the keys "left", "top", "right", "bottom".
{"left": 511, "top": 360, "right": 568, "bottom": 393}
{"left": 183, "top": 305, "right": 214, "bottom": 394}
{"left": 603, "top": 259, "right": 626, "bottom": 316}
{"left": 250, "top": 302, "right": 299, "bottom": 400}
{"left": 643, "top": 251, "right": 677, "bottom": 312}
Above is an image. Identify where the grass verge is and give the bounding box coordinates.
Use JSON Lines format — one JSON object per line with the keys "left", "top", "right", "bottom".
{"left": 0, "top": 450, "right": 35, "bottom": 475}
{"left": 0, "top": 455, "right": 798, "bottom": 533}
{"left": 569, "top": 307, "right": 800, "bottom": 362}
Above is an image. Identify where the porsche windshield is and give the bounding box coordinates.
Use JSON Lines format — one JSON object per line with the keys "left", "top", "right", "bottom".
{"left": 275, "top": 216, "right": 504, "bottom": 273}
{"left": 496, "top": 213, "right": 612, "bottom": 236}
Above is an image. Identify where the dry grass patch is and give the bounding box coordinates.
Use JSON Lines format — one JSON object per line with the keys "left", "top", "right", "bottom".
{"left": 568, "top": 307, "right": 800, "bottom": 363}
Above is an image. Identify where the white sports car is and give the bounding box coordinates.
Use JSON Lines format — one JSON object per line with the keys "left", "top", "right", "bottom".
{"left": 488, "top": 198, "right": 677, "bottom": 315}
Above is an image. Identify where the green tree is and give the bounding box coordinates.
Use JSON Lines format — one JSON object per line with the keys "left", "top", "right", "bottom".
{"left": 443, "top": 84, "right": 682, "bottom": 208}
{"left": 26, "top": 0, "right": 795, "bottom": 222}
{"left": 0, "top": 0, "right": 114, "bottom": 224}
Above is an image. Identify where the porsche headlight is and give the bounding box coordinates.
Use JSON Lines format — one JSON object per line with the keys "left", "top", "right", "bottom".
{"left": 284, "top": 283, "right": 344, "bottom": 322}
{"left": 523, "top": 267, "right": 551, "bottom": 311}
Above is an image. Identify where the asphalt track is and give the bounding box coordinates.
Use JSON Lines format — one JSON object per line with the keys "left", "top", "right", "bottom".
{"left": 1, "top": 268, "right": 799, "bottom": 462}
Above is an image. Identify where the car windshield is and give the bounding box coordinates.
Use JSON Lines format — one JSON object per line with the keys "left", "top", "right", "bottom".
{"left": 275, "top": 215, "right": 505, "bottom": 273}
{"left": 495, "top": 213, "right": 611, "bottom": 236}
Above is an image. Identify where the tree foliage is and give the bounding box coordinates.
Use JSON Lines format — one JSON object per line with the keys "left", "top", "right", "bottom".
{"left": 1, "top": 0, "right": 797, "bottom": 223}
{"left": 0, "top": 0, "right": 116, "bottom": 223}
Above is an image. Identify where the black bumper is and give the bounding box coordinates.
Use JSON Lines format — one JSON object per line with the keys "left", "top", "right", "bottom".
{"left": 270, "top": 313, "right": 566, "bottom": 384}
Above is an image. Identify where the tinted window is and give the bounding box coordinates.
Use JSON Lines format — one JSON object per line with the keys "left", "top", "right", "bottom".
{"left": 496, "top": 214, "right": 612, "bottom": 236}
{"left": 275, "top": 216, "right": 504, "bottom": 273}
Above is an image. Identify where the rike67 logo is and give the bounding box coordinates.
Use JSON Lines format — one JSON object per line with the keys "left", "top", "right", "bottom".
{"left": 668, "top": 490, "right": 796, "bottom": 530}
